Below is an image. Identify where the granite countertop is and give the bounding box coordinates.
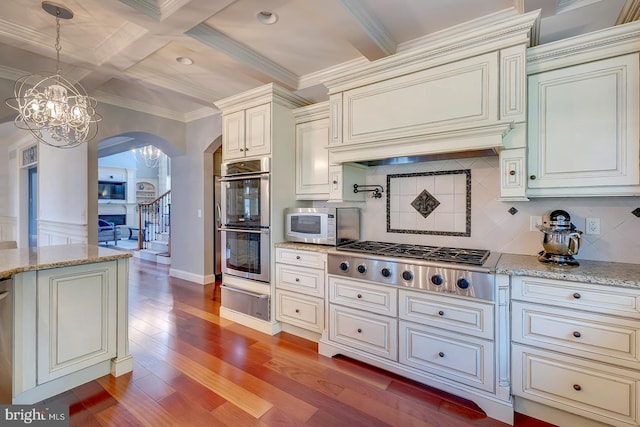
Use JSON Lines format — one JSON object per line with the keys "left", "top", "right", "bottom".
{"left": 496, "top": 253, "right": 640, "bottom": 289}
{"left": 273, "top": 241, "right": 335, "bottom": 254}
{"left": 0, "top": 244, "right": 132, "bottom": 280}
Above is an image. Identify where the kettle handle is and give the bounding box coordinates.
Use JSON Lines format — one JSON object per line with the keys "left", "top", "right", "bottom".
{"left": 568, "top": 232, "right": 581, "bottom": 255}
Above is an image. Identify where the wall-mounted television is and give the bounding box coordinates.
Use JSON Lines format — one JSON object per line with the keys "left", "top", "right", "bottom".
{"left": 98, "top": 181, "right": 126, "bottom": 200}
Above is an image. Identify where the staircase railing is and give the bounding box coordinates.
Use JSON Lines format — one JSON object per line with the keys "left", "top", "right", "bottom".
{"left": 137, "top": 190, "right": 171, "bottom": 254}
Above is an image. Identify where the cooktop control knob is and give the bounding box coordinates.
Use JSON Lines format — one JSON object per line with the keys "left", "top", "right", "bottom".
{"left": 456, "top": 278, "right": 470, "bottom": 289}
{"left": 381, "top": 267, "right": 391, "bottom": 278}
{"left": 357, "top": 264, "right": 367, "bottom": 274}
{"left": 430, "top": 274, "right": 444, "bottom": 286}
{"left": 402, "top": 271, "right": 413, "bottom": 281}
{"left": 339, "top": 262, "right": 349, "bottom": 271}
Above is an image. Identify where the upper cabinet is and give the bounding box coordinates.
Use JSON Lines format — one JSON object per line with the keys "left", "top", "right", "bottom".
{"left": 215, "top": 84, "right": 309, "bottom": 162}
{"left": 527, "top": 55, "right": 639, "bottom": 195}
{"left": 222, "top": 104, "right": 271, "bottom": 160}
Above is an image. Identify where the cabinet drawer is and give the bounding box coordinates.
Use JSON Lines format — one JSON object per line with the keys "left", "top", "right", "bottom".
{"left": 329, "top": 305, "right": 397, "bottom": 360}
{"left": 512, "top": 301, "right": 640, "bottom": 369}
{"left": 276, "top": 247, "right": 326, "bottom": 269}
{"left": 275, "top": 263, "right": 325, "bottom": 297}
{"left": 512, "top": 344, "right": 640, "bottom": 426}
{"left": 329, "top": 277, "right": 397, "bottom": 316}
{"left": 399, "top": 289, "right": 494, "bottom": 339}
{"left": 512, "top": 276, "right": 640, "bottom": 319}
{"left": 276, "top": 290, "right": 324, "bottom": 333}
{"left": 399, "top": 321, "right": 494, "bottom": 392}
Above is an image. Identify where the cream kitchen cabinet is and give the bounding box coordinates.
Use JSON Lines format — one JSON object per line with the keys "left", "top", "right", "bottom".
{"left": 511, "top": 275, "right": 640, "bottom": 426}
{"left": 328, "top": 276, "right": 398, "bottom": 360}
{"left": 293, "top": 102, "right": 366, "bottom": 201}
{"left": 527, "top": 31, "right": 640, "bottom": 197}
{"left": 216, "top": 84, "right": 309, "bottom": 162}
{"left": 222, "top": 103, "right": 271, "bottom": 160}
{"left": 275, "top": 247, "right": 326, "bottom": 338}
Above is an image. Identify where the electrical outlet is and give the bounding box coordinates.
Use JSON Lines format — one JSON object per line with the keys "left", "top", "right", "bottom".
{"left": 586, "top": 217, "right": 600, "bottom": 235}
{"left": 530, "top": 216, "right": 542, "bottom": 232}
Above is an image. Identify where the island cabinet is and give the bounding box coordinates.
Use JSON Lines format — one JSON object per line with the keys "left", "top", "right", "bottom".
{"left": 275, "top": 247, "right": 327, "bottom": 340}
{"left": 292, "top": 102, "right": 365, "bottom": 202}
{"left": 511, "top": 276, "right": 640, "bottom": 427}
{"left": 216, "top": 83, "right": 309, "bottom": 162}
{"left": 13, "top": 257, "right": 131, "bottom": 404}
{"left": 526, "top": 22, "right": 640, "bottom": 197}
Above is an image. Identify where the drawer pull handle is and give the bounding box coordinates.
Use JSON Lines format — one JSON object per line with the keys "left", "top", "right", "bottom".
{"left": 296, "top": 256, "right": 301, "bottom": 260}
{"left": 438, "top": 310, "right": 444, "bottom": 316}
{"left": 573, "top": 331, "right": 581, "bottom": 338}
{"left": 357, "top": 294, "right": 362, "bottom": 299}
{"left": 573, "top": 384, "right": 582, "bottom": 391}
{"left": 357, "top": 328, "right": 362, "bottom": 333}
{"left": 572, "top": 292, "right": 581, "bottom": 299}
{"left": 295, "top": 309, "right": 300, "bottom": 314}
{"left": 438, "top": 352, "right": 445, "bottom": 358}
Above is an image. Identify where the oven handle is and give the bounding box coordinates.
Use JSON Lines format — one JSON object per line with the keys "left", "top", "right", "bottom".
{"left": 219, "top": 227, "right": 269, "bottom": 234}
{"left": 219, "top": 173, "right": 268, "bottom": 182}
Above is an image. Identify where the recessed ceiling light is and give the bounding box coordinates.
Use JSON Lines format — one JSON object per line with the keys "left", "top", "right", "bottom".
{"left": 176, "top": 56, "right": 194, "bottom": 65}
{"left": 257, "top": 10, "right": 278, "bottom": 25}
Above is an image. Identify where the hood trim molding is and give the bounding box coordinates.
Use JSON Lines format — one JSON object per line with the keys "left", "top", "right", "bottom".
{"left": 328, "top": 122, "right": 513, "bottom": 165}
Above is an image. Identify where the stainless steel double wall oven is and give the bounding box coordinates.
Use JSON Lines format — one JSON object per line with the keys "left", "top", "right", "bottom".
{"left": 220, "top": 157, "right": 270, "bottom": 282}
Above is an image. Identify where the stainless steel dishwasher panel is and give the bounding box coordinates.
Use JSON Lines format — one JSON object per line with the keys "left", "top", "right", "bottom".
{"left": 0, "top": 278, "right": 12, "bottom": 404}
{"left": 221, "top": 284, "right": 270, "bottom": 321}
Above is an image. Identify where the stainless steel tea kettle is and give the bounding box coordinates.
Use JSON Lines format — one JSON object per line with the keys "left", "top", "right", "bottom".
{"left": 536, "top": 210, "right": 583, "bottom": 266}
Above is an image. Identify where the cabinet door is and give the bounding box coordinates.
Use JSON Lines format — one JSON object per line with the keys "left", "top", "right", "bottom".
{"left": 296, "top": 118, "right": 330, "bottom": 198}
{"left": 245, "top": 103, "right": 271, "bottom": 157}
{"left": 222, "top": 110, "right": 246, "bottom": 160}
{"left": 528, "top": 54, "right": 640, "bottom": 195}
{"left": 37, "top": 262, "right": 117, "bottom": 384}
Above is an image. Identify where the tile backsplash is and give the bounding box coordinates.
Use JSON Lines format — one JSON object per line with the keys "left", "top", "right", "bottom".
{"left": 357, "top": 156, "right": 640, "bottom": 265}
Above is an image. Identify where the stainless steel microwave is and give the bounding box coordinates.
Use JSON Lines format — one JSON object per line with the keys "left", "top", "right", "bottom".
{"left": 284, "top": 207, "right": 359, "bottom": 246}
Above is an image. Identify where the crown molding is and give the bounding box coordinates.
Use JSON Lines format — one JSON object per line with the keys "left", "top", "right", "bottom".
{"left": 527, "top": 19, "right": 640, "bottom": 73}
{"left": 617, "top": 0, "right": 640, "bottom": 24}
{"left": 186, "top": 24, "right": 299, "bottom": 90}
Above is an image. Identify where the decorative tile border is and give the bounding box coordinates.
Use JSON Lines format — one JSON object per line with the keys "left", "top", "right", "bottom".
{"left": 386, "top": 169, "right": 471, "bottom": 236}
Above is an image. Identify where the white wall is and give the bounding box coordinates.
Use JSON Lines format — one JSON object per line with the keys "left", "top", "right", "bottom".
{"left": 357, "top": 156, "right": 640, "bottom": 264}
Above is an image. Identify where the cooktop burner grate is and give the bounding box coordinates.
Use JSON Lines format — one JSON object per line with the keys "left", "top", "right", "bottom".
{"left": 337, "top": 241, "right": 490, "bottom": 266}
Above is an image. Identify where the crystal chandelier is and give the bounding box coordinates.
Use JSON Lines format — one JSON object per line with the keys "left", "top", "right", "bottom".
{"left": 5, "top": 2, "right": 101, "bottom": 149}
{"left": 133, "top": 145, "right": 163, "bottom": 168}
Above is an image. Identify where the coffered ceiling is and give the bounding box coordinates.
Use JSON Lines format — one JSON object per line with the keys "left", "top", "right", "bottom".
{"left": 0, "top": 0, "right": 637, "bottom": 122}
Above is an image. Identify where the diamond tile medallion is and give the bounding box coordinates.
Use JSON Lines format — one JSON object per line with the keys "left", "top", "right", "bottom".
{"left": 411, "top": 190, "right": 440, "bottom": 218}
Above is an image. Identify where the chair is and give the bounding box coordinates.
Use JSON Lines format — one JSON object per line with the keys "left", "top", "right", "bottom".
{"left": 98, "top": 219, "right": 122, "bottom": 245}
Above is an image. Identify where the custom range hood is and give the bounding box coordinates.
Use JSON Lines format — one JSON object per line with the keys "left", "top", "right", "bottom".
{"left": 323, "top": 10, "right": 539, "bottom": 167}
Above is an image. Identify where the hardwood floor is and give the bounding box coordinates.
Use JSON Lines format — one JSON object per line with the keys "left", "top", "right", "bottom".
{"left": 43, "top": 258, "right": 556, "bottom": 426}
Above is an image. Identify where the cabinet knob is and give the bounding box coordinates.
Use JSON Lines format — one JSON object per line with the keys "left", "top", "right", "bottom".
{"left": 529, "top": 175, "right": 536, "bottom": 180}
{"left": 357, "top": 328, "right": 362, "bottom": 333}
{"left": 572, "top": 292, "right": 581, "bottom": 299}
{"left": 573, "top": 384, "right": 582, "bottom": 391}
{"left": 573, "top": 331, "right": 581, "bottom": 338}
{"left": 438, "top": 352, "right": 445, "bottom": 358}
{"left": 438, "top": 310, "right": 444, "bottom": 316}
{"left": 509, "top": 170, "right": 516, "bottom": 176}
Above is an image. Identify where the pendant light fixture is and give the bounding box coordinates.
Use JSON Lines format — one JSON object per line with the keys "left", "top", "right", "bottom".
{"left": 133, "top": 145, "right": 162, "bottom": 168}
{"left": 5, "top": 1, "right": 101, "bottom": 149}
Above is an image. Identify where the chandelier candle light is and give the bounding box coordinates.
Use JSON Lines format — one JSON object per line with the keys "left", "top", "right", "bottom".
{"left": 5, "top": 1, "right": 101, "bottom": 148}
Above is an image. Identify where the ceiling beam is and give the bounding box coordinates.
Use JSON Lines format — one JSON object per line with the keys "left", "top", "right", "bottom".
{"left": 303, "top": 0, "right": 396, "bottom": 61}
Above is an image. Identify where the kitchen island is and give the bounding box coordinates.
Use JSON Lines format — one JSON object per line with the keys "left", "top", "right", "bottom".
{"left": 0, "top": 244, "right": 132, "bottom": 404}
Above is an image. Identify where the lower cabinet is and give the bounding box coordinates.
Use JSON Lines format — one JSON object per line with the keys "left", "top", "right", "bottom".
{"left": 275, "top": 247, "right": 327, "bottom": 338}
{"left": 36, "top": 263, "right": 117, "bottom": 384}
{"left": 511, "top": 275, "right": 640, "bottom": 427}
